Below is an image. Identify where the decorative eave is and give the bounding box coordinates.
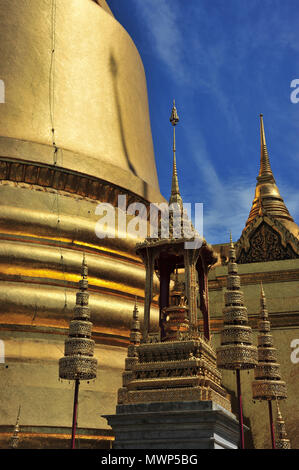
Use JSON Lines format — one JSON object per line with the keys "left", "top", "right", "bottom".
{"left": 136, "top": 236, "right": 217, "bottom": 267}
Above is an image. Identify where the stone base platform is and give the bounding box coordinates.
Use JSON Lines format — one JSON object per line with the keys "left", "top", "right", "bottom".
{"left": 104, "top": 400, "right": 240, "bottom": 449}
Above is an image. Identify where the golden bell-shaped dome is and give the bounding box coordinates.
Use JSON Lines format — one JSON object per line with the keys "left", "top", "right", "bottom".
{"left": 0, "top": 0, "right": 162, "bottom": 447}
{"left": 0, "top": 0, "right": 162, "bottom": 201}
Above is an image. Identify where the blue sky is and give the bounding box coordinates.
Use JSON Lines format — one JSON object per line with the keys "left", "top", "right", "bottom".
{"left": 108, "top": 0, "right": 299, "bottom": 244}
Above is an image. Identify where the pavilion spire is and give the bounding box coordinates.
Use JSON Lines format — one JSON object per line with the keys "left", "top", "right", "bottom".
{"left": 169, "top": 100, "right": 183, "bottom": 208}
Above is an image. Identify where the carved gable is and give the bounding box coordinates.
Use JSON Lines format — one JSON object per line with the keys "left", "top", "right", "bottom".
{"left": 236, "top": 216, "right": 299, "bottom": 264}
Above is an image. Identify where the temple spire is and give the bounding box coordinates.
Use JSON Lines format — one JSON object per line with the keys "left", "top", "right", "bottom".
{"left": 245, "top": 114, "right": 294, "bottom": 227}
{"left": 169, "top": 100, "right": 183, "bottom": 207}
{"left": 258, "top": 114, "right": 275, "bottom": 182}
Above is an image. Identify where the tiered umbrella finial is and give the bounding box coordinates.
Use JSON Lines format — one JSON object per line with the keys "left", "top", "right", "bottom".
{"left": 252, "top": 283, "right": 287, "bottom": 448}
{"left": 59, "top": 254, "right": 97, "bottom": 449}
{"left": 216, "top": 235, "right": 257, "bottom": 448}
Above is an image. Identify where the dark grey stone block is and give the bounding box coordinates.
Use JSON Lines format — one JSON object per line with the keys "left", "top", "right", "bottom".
{"left": 103, "top": 401, "right": 241, "bottom": 449}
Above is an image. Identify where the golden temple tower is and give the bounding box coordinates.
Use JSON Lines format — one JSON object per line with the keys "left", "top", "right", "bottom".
{"left": 0, "top": 0, "right": 162, "bottom": 448}
{"left": 246, "top": 115, "right": 294, "bottom": 226}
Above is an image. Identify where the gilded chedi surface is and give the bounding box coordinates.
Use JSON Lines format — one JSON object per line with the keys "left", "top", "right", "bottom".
{"left": 0, "top": 0, "right": 161, "bottom": 198}
{"left": 0, "top": 0, "right": 162, "bottom": 447}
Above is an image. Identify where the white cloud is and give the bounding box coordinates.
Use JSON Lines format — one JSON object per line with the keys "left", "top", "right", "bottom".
{"left": 185, "top": 130, "right": 254, "bottom": 243}
{"left": 133, "top": 0, "right": 243, "bottom": 136}
{"left": 133, "top": 0, "right": 187, "bottom": 83}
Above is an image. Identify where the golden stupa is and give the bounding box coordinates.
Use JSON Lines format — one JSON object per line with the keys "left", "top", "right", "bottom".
{"left": 245, "top": 114, "right": 299, "bottom": 238}
{"left": 0, "top": 0, "right": 162, "bottom": 448}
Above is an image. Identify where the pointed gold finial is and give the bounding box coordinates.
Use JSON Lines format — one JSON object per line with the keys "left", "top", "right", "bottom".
{"left": 258, "top": 114, "right": 275, "bottom": 182}
{"left": 169, "top": 100, "right": 182, "bottom": 207}
{"left": 170, "top": 99, "right": 179, "bottom": 127}
{"left": 229, "top": 231, "right": 233, "bottom": 246}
